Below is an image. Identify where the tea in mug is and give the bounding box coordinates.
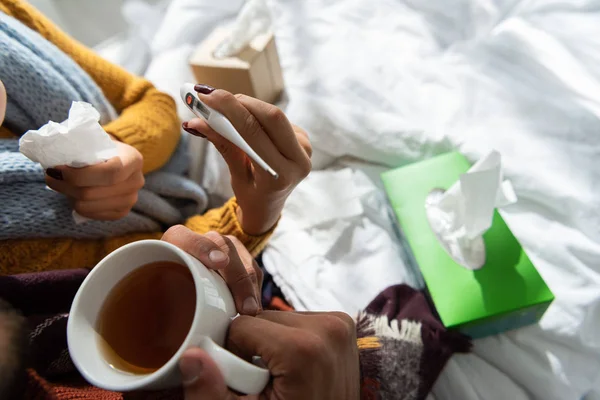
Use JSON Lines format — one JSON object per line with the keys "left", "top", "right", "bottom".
{"left": 96, "top": 261, "right": 196, "bottom": 374}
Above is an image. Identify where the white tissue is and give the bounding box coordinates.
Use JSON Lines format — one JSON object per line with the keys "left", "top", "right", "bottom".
{"left": 212, "top": 0, "right": 271, "bottom": 59}
{"left": 19, "top": 101, "right": 118, "bottom": 224}
{"left": 425, "top": 151, "right": 517, "bottom": 270}
{"left": 19, "top": 101, "right": 117, "bottom": 169}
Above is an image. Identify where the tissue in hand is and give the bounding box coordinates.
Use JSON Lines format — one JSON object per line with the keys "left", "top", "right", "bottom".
{"left": 19, "top": 101, "right": 118, "bottom": 224}
{"left": 19, "top": 101, "right": 117, "bottom": 169}
{"left": 425, "top": 151, "right": 517, "bottom": 270}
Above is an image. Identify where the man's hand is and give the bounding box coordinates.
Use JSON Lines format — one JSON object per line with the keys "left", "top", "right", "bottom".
{"left": 179, "top": 311, "right": 360, "bottom": 400}
{"left": 161, "top": 225, "right": 263, "bottom": 316}
{"left": 45, "top": 140, "right": 144, "bottom": 221}
{"left": 183, "top": 85, "right": 312, "bottom": 236}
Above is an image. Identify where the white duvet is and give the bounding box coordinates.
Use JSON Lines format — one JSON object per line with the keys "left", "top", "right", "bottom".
{"left": 263, "top": 1, "right": 600, "bottom": 399}
{"left": 95, "top": 0, "right": 600, "bottom": 398}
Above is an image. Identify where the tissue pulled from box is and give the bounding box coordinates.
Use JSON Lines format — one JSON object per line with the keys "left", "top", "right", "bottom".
{"left": 19, "top": 101, "right": 117, "bottom": 169}
{"left": 213, "top": 0, "right": 271, "bottom": 58}
{"left": 425, "top": 151, "right": 517, "bottom": 270}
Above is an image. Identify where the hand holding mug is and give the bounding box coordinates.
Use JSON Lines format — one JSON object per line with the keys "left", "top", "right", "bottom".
{"left": 67, "top": 228, "right": 268, "bottom": 394}
{"left": 161, "top": 225, "right": 263, "bottom": 316}
{"left": 180, "top": 311, "right": 361, "bottom": 400}
{"left": 183, "top": 86, "right": 312, "bottom": 236}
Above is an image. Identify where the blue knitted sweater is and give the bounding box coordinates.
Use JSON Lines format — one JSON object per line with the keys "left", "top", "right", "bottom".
{"left": 0, "top": 12, "right": 207, "bottom": 240}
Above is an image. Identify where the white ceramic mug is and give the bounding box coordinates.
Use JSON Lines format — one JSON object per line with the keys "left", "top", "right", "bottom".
{"left": 67, "top": 239, "right": 270, "bottom": 394}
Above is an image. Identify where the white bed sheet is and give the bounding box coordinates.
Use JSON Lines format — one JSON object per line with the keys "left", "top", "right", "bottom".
{"left": 95, "top": 0, "right": 600, "bottom": 398}
{"left": 262, "top": 0, "right": 600, "bottom": 399}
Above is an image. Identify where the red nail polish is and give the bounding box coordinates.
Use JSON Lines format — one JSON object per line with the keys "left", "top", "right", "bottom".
{"left": 194, "top": 84, "right": 215, "bottom": 95}
{"left": 182, "top": 125, "right": 206, "bottom": 139}
{"left": 46, "top": 168, "right": 63, "bottom": 180}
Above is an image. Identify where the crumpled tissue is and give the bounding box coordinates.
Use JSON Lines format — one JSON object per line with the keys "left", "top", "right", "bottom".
{"left": 19, "top": 101, "right": 118, "bottom": 223}
{"left": 425, "top": 150, "right": 517, "bottom": 270}
{"left": 212, "top": 0, "right": 271, "bottom": 59}
{"left": 19, "top": 101, "right": 117, "bottom": 169}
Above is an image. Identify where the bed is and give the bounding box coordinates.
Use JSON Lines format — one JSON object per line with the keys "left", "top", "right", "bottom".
{"left": 80, "top": 0, "right": 600, "bottom": 398}
{"left": 266, "top": 2, "right": 600, "bottom": 399}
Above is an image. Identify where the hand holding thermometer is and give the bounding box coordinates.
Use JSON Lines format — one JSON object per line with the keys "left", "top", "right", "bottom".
{"left": 180, "top": 83, "right": 278, "bottom": 179}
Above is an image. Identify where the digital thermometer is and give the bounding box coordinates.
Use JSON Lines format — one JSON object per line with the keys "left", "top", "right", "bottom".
{"left": 180, "top": 83, "right": 278, "bottom": 179}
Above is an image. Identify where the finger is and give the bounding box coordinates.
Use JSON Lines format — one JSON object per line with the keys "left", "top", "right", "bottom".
{"left": 46, "top": 171, "right": 144, "bottom": 201}
{"left": 257, "top": 311, "right": 356, "bottom": 338}
{"left": 218, "top": 236, "right": 262, "bottom": 316}
{"left": 167, "top": 229, "right": 262, "bottom": 315}
{"left": 225, "top": 235, "right": 264, "bottom": 295}
{"left": 162, "top": 226, "right": 230, "bottom": 270}
{"left": 46, "top": 175, "right": 80, "bottom": 198}
{"left": 255, "top": 310, "right": 312, "bottom": 329}
{"left": 297, "top": 135, "right": 312, "bottom": 160}
{"left": 78, "top": 209, "right": 131, "bottom": 221}
{"left": 258, "top": 311, "right": 357, "bottom": 359}
{"left": 193, "top": 89, "right": 286, "bottom": 169}
{"left": 162, "top": 227, "right": 261, "bottom": 315}
{"left": 292, "top": 311, "right": 356, "bottom": 332}
{"left": 53, "top": 157, "right": 130, "bottom": 187}
{"left": 253, "top": 259, "right": 264, "bottom": 297}
{"left": 293, "top": 125, "right": 313, "bottom": 159}
{"left": 186, "top": 119, "right": 253, "bottom": 184}
{"left": 294, "top": 311, "right": 355, "bottom": 324}
{"left": 74, "top": 193, "right": 138, "bottom": 218}
{"left": 236, "top": 95, "right": 305, "bottom": 162}
{"left": 227, "top": 315, "right": 297, "bottom": 366}
{"left": 293, "top": 124, "right": 309, "bottom": 140}
{"left": 180, "top": 348, "right": 236, "bottom": 400}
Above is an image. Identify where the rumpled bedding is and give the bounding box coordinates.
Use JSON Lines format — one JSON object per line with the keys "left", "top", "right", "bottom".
{"left": 263, "top": 1, "right": 600, "bottom": 399}
{"left": 91, "top": 0, "right": 600, "bottom": 399}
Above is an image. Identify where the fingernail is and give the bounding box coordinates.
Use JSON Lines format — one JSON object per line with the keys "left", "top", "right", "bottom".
{"left": 46, "top": 168, "right": 63, "bottom": 180}
{"left": 194, "top": 84, "right": 215, "bottom": 95}
{"left": 242, "top": 297, "right": 259, "bottom": 314}
{"left": 209, "top": 250, "right": 228, "bottom": 263}
{"left": 180, "top": 357, "right": 203, "bottom": 385}
{"left": 182, "top": 122, "right": 206, "bottom": 138}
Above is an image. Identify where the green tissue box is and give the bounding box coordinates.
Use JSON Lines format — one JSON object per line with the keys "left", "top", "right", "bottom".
{"left": 381, "top": 152, "right": 554, "bottom": 339}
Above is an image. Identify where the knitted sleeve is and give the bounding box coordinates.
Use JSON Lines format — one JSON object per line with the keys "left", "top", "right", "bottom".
{"left": 184, "top": 198, "right": 275, "bottom": 256}
{"left": 0, "top": 0, "right": 180, "bottom": 173}
{"left": 0, "top": 198, "right": 274, "bottom": 275}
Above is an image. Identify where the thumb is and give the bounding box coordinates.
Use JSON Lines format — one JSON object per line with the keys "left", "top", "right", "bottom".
{"left": 180, "top": 348, "right": 235, "bottom": 400}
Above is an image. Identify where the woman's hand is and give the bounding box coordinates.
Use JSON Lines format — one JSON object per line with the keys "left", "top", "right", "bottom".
{"left": 45, "top": 139, "right": 144, "bottom": 221}
{"left": 161, "top": 225, "right": 263, "bottom": 315}
{"left": 183, "top": 85, "right": 312, "bottom": 236}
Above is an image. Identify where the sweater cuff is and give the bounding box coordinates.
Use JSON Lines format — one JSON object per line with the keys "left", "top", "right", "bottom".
{"left": 184, "top": 198, "right": 277, "bottom": 257}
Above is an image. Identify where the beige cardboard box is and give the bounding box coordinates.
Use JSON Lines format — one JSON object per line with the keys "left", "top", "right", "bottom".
{"left": 189, "top": 26, "right": 285, "bottom": 104}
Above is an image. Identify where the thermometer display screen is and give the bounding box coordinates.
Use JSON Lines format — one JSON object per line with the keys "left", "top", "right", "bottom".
{"left": 185, "top": 93, "right": 210, "bottom": 119}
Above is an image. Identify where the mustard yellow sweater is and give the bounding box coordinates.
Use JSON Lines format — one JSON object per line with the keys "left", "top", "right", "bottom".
{"left": 0, "top": 0, "right": 272, "bottom": 275}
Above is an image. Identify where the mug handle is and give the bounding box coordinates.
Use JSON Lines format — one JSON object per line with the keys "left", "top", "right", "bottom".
{"left": 199, "top": 336, "right": 270, "bottom": 395}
